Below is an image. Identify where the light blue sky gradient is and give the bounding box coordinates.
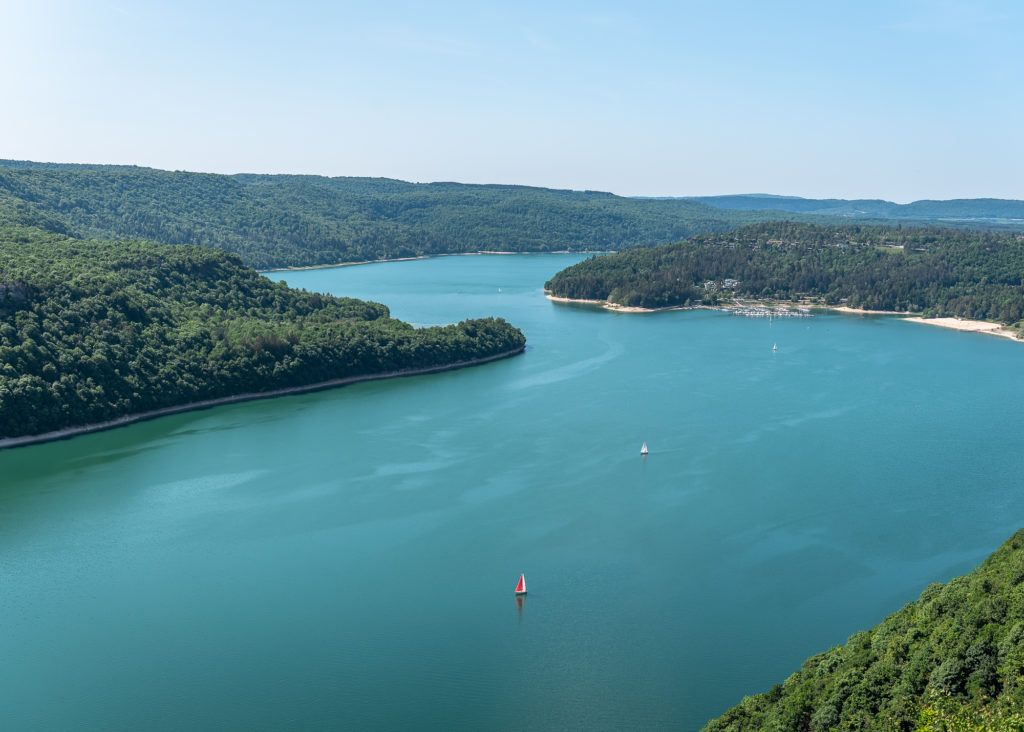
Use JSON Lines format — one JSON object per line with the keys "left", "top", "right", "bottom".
{"left": 2, "top": 0, "right": 1021, "bottom": 201}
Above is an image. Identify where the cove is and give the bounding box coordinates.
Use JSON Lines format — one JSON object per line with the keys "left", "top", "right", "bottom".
{"left": 2, "top": 254, "right": 1023, "bottom": 730}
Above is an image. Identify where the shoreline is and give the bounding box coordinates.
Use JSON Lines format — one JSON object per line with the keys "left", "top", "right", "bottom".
{"left": 0, "top": 346, "right": 525, "bottom": 451}
{"left": 262, "top": 250, "right": 609, "bottom": 274}
{"left": 544, "top": 293, "right": 689, "bottom": 314}
{"left": 545, "top": 293, "right": 1021, "bottom": 340}
{"left": 831, "top": 306, "right": 1019, "bottom": 340}
{"left": 899, "top": 316, "right": 1020, "bottom": 340}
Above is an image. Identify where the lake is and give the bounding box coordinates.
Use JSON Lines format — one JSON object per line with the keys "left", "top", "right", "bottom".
{"left": 2, "top": 254, "right": 1023, "bottom": 730}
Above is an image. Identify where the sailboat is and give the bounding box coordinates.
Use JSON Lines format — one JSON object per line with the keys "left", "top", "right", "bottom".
{"left": 641, "top": 442, "right": 648, "bottom": 455}
{"left": 772, "top": 343, "right": 778, "bottom": 352}
{"left": 514, "top": 573, "right": 527, "bottom": 595}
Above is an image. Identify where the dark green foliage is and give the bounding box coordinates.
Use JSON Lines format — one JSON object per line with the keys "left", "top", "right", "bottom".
{"left": 686, "top": 194, "right": 1024, "bottom": 223}
{"left": 545, "top": 222, "right": 1024, "bottom": 331}
{"left": 0, "top": 163, "right": 770, "bottom": 269}
{"left": 0, "top": 225, "right": 525, "bottom": 439}
{"left": 701, "top": 530, "right": 1024, "bottom": 731}
{"left": 2, "top": 161, "right": 998, "bottom": 271}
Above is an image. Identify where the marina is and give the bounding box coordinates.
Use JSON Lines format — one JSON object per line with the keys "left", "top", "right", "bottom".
{"left": 726, "top": 305, "right": 813, "bottom": 318}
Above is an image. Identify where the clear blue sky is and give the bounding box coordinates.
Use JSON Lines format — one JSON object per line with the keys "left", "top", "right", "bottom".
{"left": 3, "top": 0, "right": 1021, "bottom": 202}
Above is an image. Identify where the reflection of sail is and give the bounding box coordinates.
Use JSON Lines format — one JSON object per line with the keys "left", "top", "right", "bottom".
{"left": 515, "top": 594, "right": 525, "bottom": 616}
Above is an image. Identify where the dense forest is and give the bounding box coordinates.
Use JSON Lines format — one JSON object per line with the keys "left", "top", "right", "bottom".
{"left": 703, "top": 529, "right": 1024, "bottom": 731}
{"left": 545, "top": 223, "right": 1024, "bottom": 332}
{"left": 4, "top": 161, "right": 1019, "bottom": 271}
{"left": 686, "top": 194, "right": 1024, "bottom": 222}
{"left": 0, "top": 224, "right": 525, "bottom": 440}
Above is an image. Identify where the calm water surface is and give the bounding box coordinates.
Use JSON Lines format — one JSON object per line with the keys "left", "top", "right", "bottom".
{"left": 3, "top": 254, "right": 1024, "bottom": 730}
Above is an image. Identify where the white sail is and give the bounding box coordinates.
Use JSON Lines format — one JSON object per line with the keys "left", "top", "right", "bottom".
{"left": 641, "top": 442, "right": 648, "bottom": 455}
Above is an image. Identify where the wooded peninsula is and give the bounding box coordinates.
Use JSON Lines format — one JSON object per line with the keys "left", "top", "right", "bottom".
{"left": 0, "top": 223, "right": 525, "bottom": 441}
{"left": 703, "top": 529, "right": 1024, "bottom": 731}
{"left": 544, "top": 222, "right": 1024, "bottom": 336}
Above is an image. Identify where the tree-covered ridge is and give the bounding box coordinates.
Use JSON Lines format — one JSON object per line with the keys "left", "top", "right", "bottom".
{"left": 3, "top": 161, "right": 1007, "bottom": 271}
{"left": 686, "top": 194, "right": 1024, "bottom": 222}
{"left": 702, "top": 529, "right": 1024, "bottom": 732}
{"left": 544, "top": 223, "right": 1024, "bottom": 331}
{"left": 0, "top": 163, "right": 784, "bottom": 269}
{"left": 0, "top": 225, "right": 525, "bottom": 440}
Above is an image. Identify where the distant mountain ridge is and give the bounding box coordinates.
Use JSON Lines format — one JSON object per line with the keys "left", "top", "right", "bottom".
{"left": 2, "top": 159, "right": 1022, "bottom": 270}
{"left": 684, "top": 194, "right": 1024, "bottom": 221}
{"left": 0, "top": 160, "right": 785, "bottom": 269}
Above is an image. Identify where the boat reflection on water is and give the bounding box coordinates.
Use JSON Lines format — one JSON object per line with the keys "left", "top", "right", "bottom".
{"left": 515, "top": 593, "right": 525, "bottom": 617}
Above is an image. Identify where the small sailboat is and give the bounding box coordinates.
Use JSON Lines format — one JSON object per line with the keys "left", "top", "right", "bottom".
{"left": 641, "top": 442, "right": 648, "bottom": 455}
{"left": 514, "top": 573, "right": 527, "bottom": 595}
{"left": 772, "top": 343, "right": 778, "bottom": 352}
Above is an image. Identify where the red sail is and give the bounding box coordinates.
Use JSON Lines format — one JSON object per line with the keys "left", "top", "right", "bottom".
{"left": 514, "top": 573, "right": 526, "bottom": 594}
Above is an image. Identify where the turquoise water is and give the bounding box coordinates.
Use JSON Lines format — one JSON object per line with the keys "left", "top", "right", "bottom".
{"left": 3, "top": 254, "right": 1024, "bottom": 730}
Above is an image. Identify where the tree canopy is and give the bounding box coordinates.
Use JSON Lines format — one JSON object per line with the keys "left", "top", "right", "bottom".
{"left": 0, "top": 224, "right": 525, "bottom": 439}
{"left": 3, "top": 161, "right": 1018, "bottom": 270}
{"left": 544, "top": 222, "right": 1024, "bottom": 332}
{"left": 686, "top": 194, "right": 1024, "bottom": 222}
{"left": 702, "top": 529, "right": 1024, "bottom": 731}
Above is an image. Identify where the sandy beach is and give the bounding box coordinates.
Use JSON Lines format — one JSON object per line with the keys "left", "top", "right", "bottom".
{"left": 900, "top": 316, "right": 1020, "bottom": 340}
{"left": 545, "top": 293, "right": 809, "bottom": 316}
{"left": 546, "top": 294, "right": 1021, "bottom": 341}
{"left": 544, "top": 293, "right": 687, "bottom": 313}
{"left": 833, "top": 306, "right": 1019, "bottom": 340}
{"left": 829, "top": 305, "right": 907, "bottom": 316}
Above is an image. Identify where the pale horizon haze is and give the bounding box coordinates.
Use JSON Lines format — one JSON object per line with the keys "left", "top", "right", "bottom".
{"left": 2, "top": 0, "right": 1021, "bottom": 203}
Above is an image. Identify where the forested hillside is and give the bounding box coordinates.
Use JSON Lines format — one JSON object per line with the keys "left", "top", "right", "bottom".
{"left": 686, "top": 194, "right": 1024, "bottom": 222}
{"left": 3, "top": 161, "right": 1001, "bottom": 271}
{"left": 703, "top": 529, "right": 1024, "bottom": 731}
{"left": 0, "top": 162, "right": 778, "bottom": 269}
{"left": 544, "top": 223, "right": 1024, "bottom": 331}
{"left": 0, "top": 224, "right": 525, "bottom": 440}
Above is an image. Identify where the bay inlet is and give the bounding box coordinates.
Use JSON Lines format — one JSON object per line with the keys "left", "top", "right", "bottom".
{"left": 2, "top": 254, "right": 1023, "bottom": 730}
